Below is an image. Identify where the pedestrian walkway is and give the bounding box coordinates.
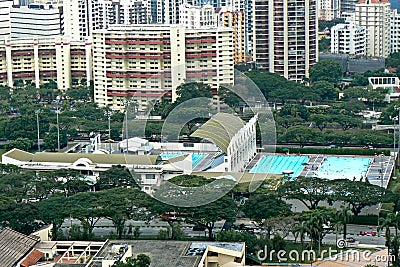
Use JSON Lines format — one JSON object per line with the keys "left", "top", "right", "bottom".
{"left": 300, "top": 154, "right": 325, "bottom": 177}
{"left": 245, "top": 153, "right": 262, "bottom": 171}
{"left": 365, "top": 155, "right": 395, "bottom": 188}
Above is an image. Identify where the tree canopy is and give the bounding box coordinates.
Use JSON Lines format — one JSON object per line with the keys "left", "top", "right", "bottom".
{"left": 309, "top": 60, "right": 343, "bottom": 84}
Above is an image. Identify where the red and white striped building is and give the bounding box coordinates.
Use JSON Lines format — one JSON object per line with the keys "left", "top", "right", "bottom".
{"left": 0, "top": 36, "right": 92, "bottom": 89}
{"left": 92, "top": 25, "right": 234, "bottom": 111}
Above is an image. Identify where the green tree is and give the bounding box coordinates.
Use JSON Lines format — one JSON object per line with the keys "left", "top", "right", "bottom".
{"left": 318, "top": 18, "right": 345, "bottom": 31}
{"left": 311, "top": 81, "right": 338, "bottom": 100}
{"left": 0, "top": 171, "right": 35, "bottom": 202}
{"left": 377, "top": 212, "right": 400, "bottom": 265}
{"left": 284, "top": 126, "right": 320, "bottom": 147}
{"left": 65, "top": 191, "right": 107, "bottom": 239}
{"left": 309, "top": 60, "right": 343, "bottom": 84}
{"left": 310, "top": 114, "right": 330, "bottom": 131}
{"left": 67, "top": 86, "right": 90, "bottom": 101}
{"left": 242, "top": 194, "right": 292, "bottom": 239}
{"left": 292, "top": 221, "right": 309, "bottom": 250}
{"left": 275, "top": 115, "right": 304, "bottom": 129}
{"left": 96, "top": 165, "right": 138, "bottom": 190}
{"left": 336, "top": 205, "right": 353, "bottom": 240}
{"left": 386, "top": 52, "right": 400, "bottom": 68}
{"left": 216, "top": 230, "right": 258, "bottom": 254}
{"left": 318, "top": 37, "right": 330, "bottom": 52}
{"left": 112, "top": 254, "right": 151, "bottom": 267}
{"left": 279, "top": 177, "right": 332, "bottom": 210}
{"left": 99, "top": 188, "right": 153, "bottom": 239}
{"left": 333, "top": 179, "right": 388, "bottom": 216}
{"left": 300, "top": 207, "right": 335, "bottom": 251}
{"left": 278, "top": 104, "right": 310, "bottom": 120}
{"left": 151, "top": 175, "right": 237, "bottom": 240}
{"left": 35, "top": 196, "right": 68, "bottom": 240}
{"left": 5, "top": 137, "right": 33, "bottom": 151}
{"left": 218, "top": 85, "right": 245, "bottom": 110}
{"left": 175, "top": 82, "right": 212, "bottom": 103}
{"left": 0, "top": 202, "right": 41, "bottom": 235}
{"left": 331, "top": 114, "right": 361, "bottom": 131}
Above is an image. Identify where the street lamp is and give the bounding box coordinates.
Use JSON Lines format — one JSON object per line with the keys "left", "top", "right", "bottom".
{"left": 56, "top": 99, "right": 60, "bottom": 151}
{"left": 124, "top": 100, "right": 131, "bottom": 154}
{"left": 396, "top": 106, "right": 400, "bottom": 166}
{"left": 35, "top": 110, "right": 40, "bottom": 152}
{"left": 105, "top": 110, "right": 112, "bottom": 154}
{"left": 377, "top": 203, "right": 382, "bottom": 237}
{"left": 392, "top": 116, "right": 398, "bottom": 155}
{"left": 380, "top": 153, "right": 385, "bottom": 188}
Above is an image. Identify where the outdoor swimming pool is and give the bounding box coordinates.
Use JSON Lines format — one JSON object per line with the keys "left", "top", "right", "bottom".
{"left": 160, "top": 152, "right": 207, "bottom": 167}
{"left": 250, "top": 155, "right": 309, "bottom": 177}
{"left": 315, "top": 156, "right": 373, "bottom": 180}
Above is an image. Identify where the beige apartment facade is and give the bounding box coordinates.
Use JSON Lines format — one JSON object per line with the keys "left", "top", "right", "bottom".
{"left": 0, "top": 36, "right": 92, "bottom": 89}
{"left": 253, "top": 0, "right": 318, "bottom": 83}
{"left": 355, "top": 0, "right": 392, "bottom": 58}
{"left": 92, "top": 25, "right": 234, "bottom": 111}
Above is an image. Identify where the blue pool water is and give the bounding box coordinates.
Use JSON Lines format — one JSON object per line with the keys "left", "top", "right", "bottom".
{"left": 160, "top": 152, "right": 207, "bottom": 167}
{"left": 250, "top": 155, "right": 309, "bottom": 177}
{"left": 315, "top": 157, "right": 372, "bottom": 180}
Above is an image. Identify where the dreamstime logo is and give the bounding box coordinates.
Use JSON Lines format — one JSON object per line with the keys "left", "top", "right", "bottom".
{"left": 256, "top": 245, "right": 393, "bottom": 263}
{"left": 123, "top": 68, "right": 276, "bottom": 207}
{"left": 336, "top": 238, "right": 348, "bottom": 249}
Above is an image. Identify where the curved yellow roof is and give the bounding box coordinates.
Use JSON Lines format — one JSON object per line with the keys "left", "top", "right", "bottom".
{"left": 191, "top": 113, "right": 245, "bottom": 153}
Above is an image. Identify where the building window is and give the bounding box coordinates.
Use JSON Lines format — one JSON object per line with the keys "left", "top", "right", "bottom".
{"left": 146, "top": 174, "right": 155, "bottom": 179}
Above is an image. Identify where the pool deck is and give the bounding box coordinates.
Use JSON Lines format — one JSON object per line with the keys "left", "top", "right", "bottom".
{"left": 244, "top": 153, "right": 395, "bottom": 188}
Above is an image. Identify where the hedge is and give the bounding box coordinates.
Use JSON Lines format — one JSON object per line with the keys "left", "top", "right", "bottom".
{"left": 275, "top": 147, "right": 391, "bottom": 156}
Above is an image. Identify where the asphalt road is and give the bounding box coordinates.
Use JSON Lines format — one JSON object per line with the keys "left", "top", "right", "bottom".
{"left": 61, "top": 218, "right": 225, "bottom": 238}
{"left": 61, "top": 218, "right": 387, "bottom": 248}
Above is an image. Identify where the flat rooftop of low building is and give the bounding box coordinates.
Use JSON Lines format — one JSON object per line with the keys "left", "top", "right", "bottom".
{"left": 3, "top": 148, "right": 159, "bottom": 165}
{"left": 91, "top": 240, "right": 243, "bottom": 267}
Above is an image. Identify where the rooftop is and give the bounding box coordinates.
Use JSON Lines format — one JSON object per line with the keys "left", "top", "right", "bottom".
{"left": 3, "top": 148, "right": 159, "bottom": 165}
{"left": 0, "top": 228, "right": 39, "bottom": 267}
{"left": 191, "top": 113, "right": 245, "bottom": 153}
{"left": 90, "top": 240, "right": 244, "bottom": 267}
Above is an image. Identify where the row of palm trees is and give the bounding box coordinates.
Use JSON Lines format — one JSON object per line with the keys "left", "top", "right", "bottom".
{"left": 378, "top": 211, "right": 400, "bottom": 266}
{"left": 291, "top": 206, "right": 400, "bottom": 266}
{"left": 292, "top": 205, "right": 353, "bottom": 253}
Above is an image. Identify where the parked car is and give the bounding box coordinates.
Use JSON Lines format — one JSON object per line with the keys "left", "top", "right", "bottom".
{"left": 359, "top": 231, "right": 377, "bottom": 236}
{"left": 346, "top": 237, "right": 356, "bottom": 243}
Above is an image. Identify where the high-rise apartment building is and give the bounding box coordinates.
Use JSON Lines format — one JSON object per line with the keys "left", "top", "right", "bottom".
{"left": 331, "top": 21, "right": 366, "bottom": 55}
{"left": 10, "top": 4, "right": 64, "bottom": 38}
{"left": 92, "top": 25, "right": 234, "bottom": 111}
{"left": 392, "top": 8, "right": 400, "bottom": 53}
{"left": 355, "top": 0, "right": 391, "bottom": 58}
{"left": 178, "top": 3, "right": 216, "bottom": 28}
{"left": 0, "top": 36, "right": 92, "bottom": 89}
{"left": 0, "top": 0, "right": 13, "bottom": 39}
{"left": 252, "top": 0, "right": 318, "bottom": 83}
{"left": 178, "top": 4, "right": 245, "bottom": 63}
{"left": 318, "top": 0, "right": 340, "bottom": 20}
{"left": 341, "top": 0, "right": 358, "bottom": 13}
{"left": 244, "top": 0, "right": 253, "bottom": 54}
{"left": 63, "top": 0, "right": 152, "bottom": 41}
{"left": 216, "top": 7, "right": 246, "bottom": 63}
